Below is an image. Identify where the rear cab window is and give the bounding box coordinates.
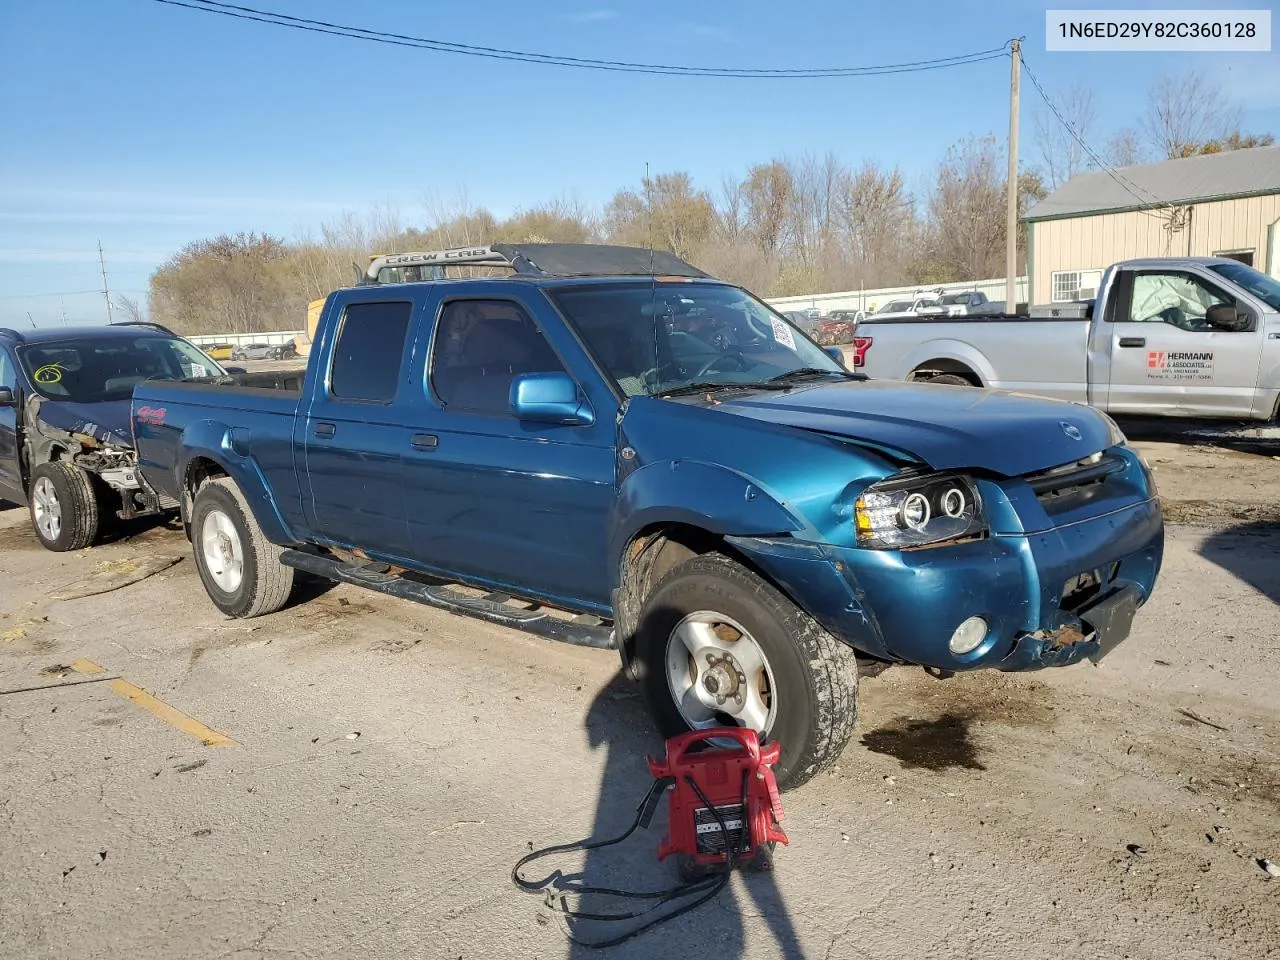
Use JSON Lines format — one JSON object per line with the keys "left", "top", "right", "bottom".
{"left": 329, "top": 301, "right": 414, "bottom": 402}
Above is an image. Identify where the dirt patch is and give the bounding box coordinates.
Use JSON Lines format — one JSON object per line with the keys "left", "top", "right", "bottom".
{"left": 860, "top": 713, "right": 986, "bottom": 770}
{"left": 856, "top": 669, "right": 1058, "bottom": 770}
{"left": 1160, "top": 499, "right": 1280, "bottom": 527}
{"left": 0, "top": 522, "right": 40, "bottom": 551}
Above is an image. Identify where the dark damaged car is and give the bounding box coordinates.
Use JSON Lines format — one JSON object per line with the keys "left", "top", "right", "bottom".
{"left": 0, "top": 322, "right": 228, "bottom": 550}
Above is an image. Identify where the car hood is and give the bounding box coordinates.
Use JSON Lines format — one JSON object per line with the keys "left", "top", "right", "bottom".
{"left": 33, "top": 398, "right": 135, "bottom": 448}
{"left": 711, "top": 380, "right": 1111, "bottom": 477}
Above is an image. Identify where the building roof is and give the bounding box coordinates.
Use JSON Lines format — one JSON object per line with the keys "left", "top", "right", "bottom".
{"left": 1024, "top": 145, "right": 1280, "bottom": 222}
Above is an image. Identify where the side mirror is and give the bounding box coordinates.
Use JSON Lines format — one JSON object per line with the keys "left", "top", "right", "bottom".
{"left": 1206, "top": 303, "right": 1251, "bottom": 332}
{"left": 823, "top": 346, "right": 846, "bottom": 367}
{"left": 223, "top": 365, "right": 247, "bottom": 374}
{"left": 0, "top": 386, "right": 13, "bottom": 406}
{"left": 510, "top": 372, "right": 594, "bottom": 426}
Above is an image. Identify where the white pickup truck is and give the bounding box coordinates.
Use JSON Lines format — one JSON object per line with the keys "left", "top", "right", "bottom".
{"left": 851, "top": 257, "right": 1280, "bottom": 421}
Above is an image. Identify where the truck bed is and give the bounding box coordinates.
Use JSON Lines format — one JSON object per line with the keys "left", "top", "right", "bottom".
{"left": 854, "top": 314, "right": 1092, "bottom": 404}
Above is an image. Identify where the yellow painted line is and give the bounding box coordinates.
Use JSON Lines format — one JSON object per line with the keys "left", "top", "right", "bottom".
{"left": 71, "top": 659, "right": 236, "bottom": 747}
{"left": 105, "top": 679, "right": 238, "bottom": 747}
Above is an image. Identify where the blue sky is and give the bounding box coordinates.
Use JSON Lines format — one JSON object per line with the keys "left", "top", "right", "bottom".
{"left": 1, "top": 0, "right": 1277, "bottom": 326}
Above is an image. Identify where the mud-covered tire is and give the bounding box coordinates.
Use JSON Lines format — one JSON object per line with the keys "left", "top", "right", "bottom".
{"left": 926, "top": 373, "right": 975, "bottom": 387}
{"left": 190, "top": 477, "right": 294, "bottom": 618}
{"left": 28, "top": 461, "right": 99, "bottom": 552}
{"left": 635, "top": 553, "right": 859, "bottom": 789}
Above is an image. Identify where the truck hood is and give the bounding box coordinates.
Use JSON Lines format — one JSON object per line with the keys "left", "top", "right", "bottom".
{"left": 712, "top": 380, "right": 1111, "bottom": 477}
{"left": 33, "top": 399, "right": 135, "bottom": 449}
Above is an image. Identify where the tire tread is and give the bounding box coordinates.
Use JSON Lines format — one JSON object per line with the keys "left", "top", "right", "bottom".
{"left": 197, "top": 477, "right": 294, "bottom": 617}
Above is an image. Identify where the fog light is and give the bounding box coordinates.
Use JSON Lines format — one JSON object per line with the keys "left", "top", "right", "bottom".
{"left": 949, "top": 616, "right": 988, "bottom": 655}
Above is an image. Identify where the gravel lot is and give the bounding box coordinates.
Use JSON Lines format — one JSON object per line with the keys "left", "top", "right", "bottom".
{"left": 1, "top": 437, "right": 1278, "bottom": 960}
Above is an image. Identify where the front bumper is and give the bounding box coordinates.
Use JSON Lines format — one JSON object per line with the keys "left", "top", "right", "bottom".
{"left": 726, "top": 496, "right": 1163, "bottom": 673}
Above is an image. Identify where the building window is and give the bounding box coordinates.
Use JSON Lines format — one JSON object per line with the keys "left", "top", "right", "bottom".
{"left": 1214, "top": 249, "right": 1254, "bottom": 268}
{"left": 1051, "top": 271, "right": 1081, "bottom": 302}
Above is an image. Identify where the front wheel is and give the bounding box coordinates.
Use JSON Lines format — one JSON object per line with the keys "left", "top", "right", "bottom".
{"left": 634, "top": 553, "right": 859, "bottom": 789}
{"left": 190, "top": 477, "right": 295, "bottom": 618}
{"left": 28, "top": 462, "right": 99, "bottom": 552}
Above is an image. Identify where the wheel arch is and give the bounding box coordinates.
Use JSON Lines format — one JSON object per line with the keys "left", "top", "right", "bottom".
{"left": 612, "top": 520, "right": 800, "bottom": 682}
{"left": 900, "top": 339, "right": 997, "bottom": 386}
{"left": 175, "top": 434, "right": 296, "bottom": 546}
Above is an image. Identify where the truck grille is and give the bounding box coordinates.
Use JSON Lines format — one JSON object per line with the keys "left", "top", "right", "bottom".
{"left": 1024, "top": 452, "right": 1126, "bottom": 505}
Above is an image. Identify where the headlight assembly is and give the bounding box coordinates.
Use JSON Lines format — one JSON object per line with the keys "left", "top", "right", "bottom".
{"left": 1099, "top": 411, "right": 1127, "bottom": 448}
{"left": 855, "top": 473, "right": 986, "bottom": 549}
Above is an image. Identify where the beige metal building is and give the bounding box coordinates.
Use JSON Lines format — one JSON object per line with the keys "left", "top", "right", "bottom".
{"left": 1024, "top": 145, "right": 1280, "bottom": 304}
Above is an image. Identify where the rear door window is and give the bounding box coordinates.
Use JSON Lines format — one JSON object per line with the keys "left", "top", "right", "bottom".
{"left": 330, "top": 301, "right": 413, "bottom": 401}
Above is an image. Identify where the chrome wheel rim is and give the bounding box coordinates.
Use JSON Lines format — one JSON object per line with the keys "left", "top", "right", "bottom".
{"left": 32, "top": 477, "right": 62, "bottom": 542}
{"left": 200, "top": 508, "right": 244, "bottom": 593}
{"left": 665, "top": 611, "right": 777, "bottom": 735}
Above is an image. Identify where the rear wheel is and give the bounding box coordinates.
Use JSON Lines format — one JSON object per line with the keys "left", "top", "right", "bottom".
{"left": 190, "top": 477, "right": 294, "bottom": 618}
{"left": 635, "top": 553, "right": 859, "bottom": 789}
{"left": 28, "top": 462, "right": 99, "bottom": 552}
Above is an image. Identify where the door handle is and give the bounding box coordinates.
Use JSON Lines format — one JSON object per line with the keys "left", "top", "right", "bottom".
{"left": 1118, "top": 337, "right": 1146, "bottom": 348}
{"left": 410, "top": 433, "right": 439, "bottom": 451}
{"left": 313, "top": 422, "right": 336, "bottom": 438}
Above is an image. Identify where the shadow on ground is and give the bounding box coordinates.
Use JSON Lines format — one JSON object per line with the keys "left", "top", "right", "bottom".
{"left": 1197, "top": 521, "right": 1280, "bottom": 605}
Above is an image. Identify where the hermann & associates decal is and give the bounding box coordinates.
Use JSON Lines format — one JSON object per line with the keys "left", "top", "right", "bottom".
{"left": 1146, "top": 350, "right": 1215, "bottom": 381}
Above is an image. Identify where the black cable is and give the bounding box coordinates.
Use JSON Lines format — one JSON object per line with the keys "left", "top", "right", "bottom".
{"left": 149, "top": 0, "right": 1010, "bottom": 79}
{"left": 1021, "top": 55, "right": 1170, "bottom": 216}
{"left": 512, "top": 769, "right": 753, "bottom": 949}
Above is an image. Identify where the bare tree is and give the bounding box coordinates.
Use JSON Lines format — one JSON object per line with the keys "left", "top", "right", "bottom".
{"left": 1144, "top": 69, "right": 1240, "bottom": 159}
{"left": 114, "top": 295, "right": 144, "bottom": 323}
{"left": 923, "top": 137, "right": 1008, "bottom": 281}
{"left": 1034, "top": 83, "right": 1099, "bottom": 189}
{"left": 1104, "top": 128, "right": 1147, "bottom": 168}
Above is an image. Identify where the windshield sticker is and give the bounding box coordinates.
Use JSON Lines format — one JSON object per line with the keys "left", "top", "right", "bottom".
{"left": 1147, "top": 350, "right": 1214, "bottom": 381}
{"left": 33, "top": 364, "right": 63, "bottom": 384}
{"left": 769, "top": 318, "right": 797, "bottom": 351}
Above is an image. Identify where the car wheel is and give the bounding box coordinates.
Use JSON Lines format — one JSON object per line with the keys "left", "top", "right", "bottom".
{"left": 28, "top": 462, "right": 99, "bottom": 552}
{"left": 927, "top": 373, "right": 976, "bottom": 386}
{"left": 190, "top": 477, "right": 295, "bottom": 618}
{"left": 634, "top": 553, "right": 859, "bottom": 789}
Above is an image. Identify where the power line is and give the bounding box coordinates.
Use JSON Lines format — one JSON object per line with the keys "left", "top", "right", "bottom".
{"left": 151, "top": 0, "right": 1011, "bottom": 78}
{"left": 1020, "top": 55, "right": 1169, "bottom": 214}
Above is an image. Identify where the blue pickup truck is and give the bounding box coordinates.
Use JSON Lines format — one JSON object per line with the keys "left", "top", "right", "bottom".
{"left": 132, "top": 243, "right": 1164, "bottom": 787}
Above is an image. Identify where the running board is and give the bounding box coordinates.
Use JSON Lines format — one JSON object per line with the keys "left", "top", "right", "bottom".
{"left": 278, "top": 549, "right": 616, "bottom": 650}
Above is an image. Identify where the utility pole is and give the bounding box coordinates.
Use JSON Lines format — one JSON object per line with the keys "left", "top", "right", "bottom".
{"left": 98, "top": 239, "right": 115, "bottom": 324}
{"left": 1005, "top": 38, "right": 1021, "bottom": 314}
{"left": 59, "top": 298, "right": 68, "bottom": 324}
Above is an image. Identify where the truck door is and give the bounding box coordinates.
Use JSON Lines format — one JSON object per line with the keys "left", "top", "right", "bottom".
{"left": 302, "top": 296, "right": 419, "bottom": 560}
{"left": 1105, "top": 267, "right": 1262, "bottom": 417}
{"left": 0, "top": 347, "right": 21, "bottom": 503}
{"left": 404, "top": 291, "right": 617, "bottom": 608}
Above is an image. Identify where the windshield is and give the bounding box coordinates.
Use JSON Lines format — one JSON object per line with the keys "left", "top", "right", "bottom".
{"left": 1208, "top": 261, "right": 1280, "bottom": 311}
{"left": 19, "top": 335, "right": 223, "bottom": 403}
{"left": 548, "top": 281, "right": 846, "bottom": 397}
{"left": 939, "top": 293, "right": 968, "bottom": 305}
{"left": 877, "top": 300, "right": 913, "bottom": 313}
